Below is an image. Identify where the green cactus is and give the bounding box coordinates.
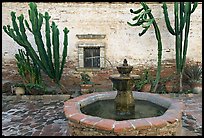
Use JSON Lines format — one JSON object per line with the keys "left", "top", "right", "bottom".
{"left": 127, "top": 2, "right": 163, "bottom": 92}
{"left": 15, "top": 49, "right": 42, "bottom": 85}
{"left": 3, "top": 2, "right": 69, "bottom": 86}
{"left": 162, "top": 2, "right": 198, "bottom": 92}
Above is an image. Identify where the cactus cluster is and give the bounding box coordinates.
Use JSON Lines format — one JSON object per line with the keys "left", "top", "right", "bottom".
{"left": 15, "top": 49, "right": 42, "bottom": 85}
{"left": 127, "top": 2, "right": 162, "bottom": 92}
{"left": 162, "top": 2, "right": 198, "bottom": 92}
{"left": 162, "top": 2, "right": 198, "bottom": 73}
{"left": 3, "top": 2, "right": 69, "bottom": 85}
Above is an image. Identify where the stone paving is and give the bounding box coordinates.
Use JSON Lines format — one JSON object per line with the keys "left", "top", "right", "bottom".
{"left": 162, "top": 93, "right": 202, "bottom": 136}
{"left": 178, "top": 94, "right": 202, "bottom": 136}
{"left": 2, "top": 95, "right": 70, "bottom": 136}
{"left": 2, "top": 93, "right": 202, "bottom": 136}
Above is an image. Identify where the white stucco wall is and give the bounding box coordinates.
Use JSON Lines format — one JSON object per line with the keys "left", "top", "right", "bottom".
{"left": 2, "top": 2, "right": 202, "bottom": 67}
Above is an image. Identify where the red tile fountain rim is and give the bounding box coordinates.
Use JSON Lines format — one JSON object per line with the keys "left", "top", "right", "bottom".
{"left": 64, "top": 91, "right": 184, "bottom": 133}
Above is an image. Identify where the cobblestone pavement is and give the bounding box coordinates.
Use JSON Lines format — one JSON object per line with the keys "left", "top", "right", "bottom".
{"left": 2, "top": 93, "right": 202, "bottom": 136}
{"left": 2, "top": 95, "right": 70, "bottom": 136}
{"left": 177, "top": 94, "right": 202, "bottom": 136}
{"left": 162, "top": 93, "right": 202, "bottom": 136}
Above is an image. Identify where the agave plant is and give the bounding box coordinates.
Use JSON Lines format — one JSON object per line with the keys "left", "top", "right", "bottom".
{"left": 183, "top": 64, "right": 202, "bottom": 84}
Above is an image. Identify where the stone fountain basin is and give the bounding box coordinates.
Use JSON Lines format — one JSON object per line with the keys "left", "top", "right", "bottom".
{"left": 117, "top": 65, "right": 133, "bottom": 75}
{"left": 64, "top": 91, "right": 184, "bottom": 136}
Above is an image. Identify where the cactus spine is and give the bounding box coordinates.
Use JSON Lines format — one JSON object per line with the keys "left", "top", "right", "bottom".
{"left": 3, "top": 2, "right": 69, "bottom": 85}
{"left": 162, "top": 2, "right": 198, "bottom": 92}
{"left": 127, "top": 2, "right": 163, "bottom": 92}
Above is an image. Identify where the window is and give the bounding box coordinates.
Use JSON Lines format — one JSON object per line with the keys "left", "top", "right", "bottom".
{"left": 78, "top": 43, "right": 105, "bottom": 69}
{"left": 84, "top": 47, "right": 100, "bottom": 68}
{"left": 77, "top": 34, "right": 106, "bottom": 70}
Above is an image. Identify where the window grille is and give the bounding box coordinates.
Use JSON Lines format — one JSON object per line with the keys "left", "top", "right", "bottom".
{"left": 84, "top": 47, "right": 100, "bottom": 68}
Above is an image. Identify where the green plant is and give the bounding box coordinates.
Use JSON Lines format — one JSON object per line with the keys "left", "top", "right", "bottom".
{"left": 26, "top": 83, "right": 48, "bottom": 95}
{"left": 134, "top": 69, "right": 153, "bottom": 91}
{"left": 3, "top": 2, "right": 69, "bottom": 87}
{"left": 183, "top": 64, "right": 202, "bottom": 84}
{"left": 14, "top": 49, "right": 63, "bottom": 95}
{"left": 13, "top": 83, "right": 26, "bottom": 88}
{"left": 127, "top": 2, "right": 162, "bottom": 92}
{"left": 162, "top": 2, "right": 198, "bottom": 92}
{"left": 156, "top": 75, "right": 176, "bottom": 94}
{"left": 14, "top": 82, "right": 49, "bottom": 95}
{"left": 80, "top": 72, "right": 94, "bottom": 85}
{"left": 155, "top": 84, "right": 166, "bottom": 94}
{"left": 15, "top": 49, "right": 42, "bottom": 85}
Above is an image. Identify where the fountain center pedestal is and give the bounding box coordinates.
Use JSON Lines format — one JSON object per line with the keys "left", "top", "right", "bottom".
{"left": 109, "top": 59, "right": 139, "bottom": 116}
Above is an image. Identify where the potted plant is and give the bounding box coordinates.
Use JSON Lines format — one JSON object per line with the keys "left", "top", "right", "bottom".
{"left": 80, "top": 72, "right": 94, "bottom": 94}
{"left": 134, "top": 69, "right": 153, "bottom": 92}
{"left": 183, "top": 64, "right": 202, "bottom": 94}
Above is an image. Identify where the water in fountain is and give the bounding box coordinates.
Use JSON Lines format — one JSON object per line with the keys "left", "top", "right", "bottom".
{"left": 81, "top": 99, "right": 166, "bottom": 121}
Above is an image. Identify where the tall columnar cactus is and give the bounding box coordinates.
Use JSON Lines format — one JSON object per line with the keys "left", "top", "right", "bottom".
{"left": 127, "top": 2, "right": 163, "bottom": 92}
{"left": 3, "top": 2, "right": 69, "bottom": 85}
{"left": 162, "top": 2, "right": 198, "bottom": 92}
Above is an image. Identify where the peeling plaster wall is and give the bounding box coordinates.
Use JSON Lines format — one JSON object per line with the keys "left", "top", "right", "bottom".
{"left": 2, "top": 2, "right": 202, "bottom": 67}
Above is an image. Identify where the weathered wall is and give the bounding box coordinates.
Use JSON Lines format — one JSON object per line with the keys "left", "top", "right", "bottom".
{"left": 2, "top": 2, "right": 202, "bottom": 93}
{"left": 2, "top": 2, "right": 202, "bottom": 67}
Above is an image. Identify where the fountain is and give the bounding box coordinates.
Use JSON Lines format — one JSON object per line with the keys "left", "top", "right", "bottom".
{"left": 64, "top": 59, "right": 183, "bottom": 136}
{"left": 109, "top": 59, "right": 138, "bottom": 117}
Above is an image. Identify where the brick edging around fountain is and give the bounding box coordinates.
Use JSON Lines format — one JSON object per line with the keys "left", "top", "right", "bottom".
{"left": 64, "top": 91, "right": 184, "bottom": 136}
